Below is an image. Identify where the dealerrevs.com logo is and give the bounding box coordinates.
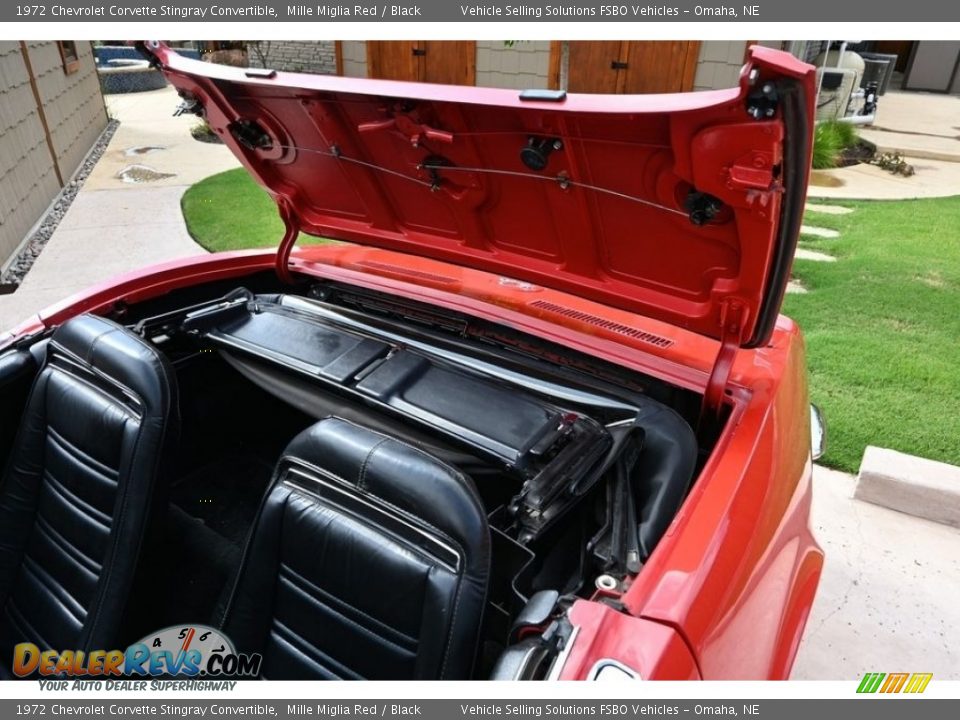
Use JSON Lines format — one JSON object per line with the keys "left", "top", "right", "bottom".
{"left": 13, "top": 625, "right": 261, "bottom": 679}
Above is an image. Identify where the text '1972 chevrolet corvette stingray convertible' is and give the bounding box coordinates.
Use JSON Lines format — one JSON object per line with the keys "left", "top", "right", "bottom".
{"left": 0, "top": 42, "right": 824, "bottom": 681}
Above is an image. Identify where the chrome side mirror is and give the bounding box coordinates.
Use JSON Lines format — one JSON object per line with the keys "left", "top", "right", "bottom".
{"left": 810, "top": 404, "right": 826, "bottom": 461}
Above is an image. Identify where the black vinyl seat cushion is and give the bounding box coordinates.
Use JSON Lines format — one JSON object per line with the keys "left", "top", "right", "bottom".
{"left": 0, "top": 315, "right": 178, "bottom": 673}
{"left": 220, "top": 417, "right": 490, "bottom": 680}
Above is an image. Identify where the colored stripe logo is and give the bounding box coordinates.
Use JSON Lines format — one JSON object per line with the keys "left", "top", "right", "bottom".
{"left": 857, "top": 672, "right": 932, "bottom": 694}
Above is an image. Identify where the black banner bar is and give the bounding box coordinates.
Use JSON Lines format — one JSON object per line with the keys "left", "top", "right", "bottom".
{"left": 4, "top": 0, "right": 960, "bottom": 23}
{"left": 1, "top": 699, "right": 958, "bottom": 719}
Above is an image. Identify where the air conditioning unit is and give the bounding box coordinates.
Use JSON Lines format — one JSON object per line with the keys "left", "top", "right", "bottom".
{"left": 816, "top": 68, "right": 858, "bottom": 121}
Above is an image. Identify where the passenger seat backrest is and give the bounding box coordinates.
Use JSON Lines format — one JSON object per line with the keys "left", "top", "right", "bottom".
{"left": 221, "top": 417, "right": 490, "bottom": 679}
{"left": 0, "top": 315, "right": 178, "bottom": 670}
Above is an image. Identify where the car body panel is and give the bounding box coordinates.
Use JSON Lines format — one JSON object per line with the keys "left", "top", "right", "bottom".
{"left": 559, "top": 600, "right": 701, "bottom": 680}
{"left": 0, "top": 246, "right": 822, "bottom": 679}
{"left": 144, "top": 43, "right": 816, "bottom": 348}
{"left": 618, "top": 318, "right": 823, "bottom": 679}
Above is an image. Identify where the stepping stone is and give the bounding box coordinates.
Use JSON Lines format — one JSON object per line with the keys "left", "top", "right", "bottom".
{"left": 786, "top": 280, "right": 808, "bottom": 294}
{"left": 805, "top": 203, "right": 854, "bottom": 215}
{"left": 795, "top": 248, "right": 836, "bottom": 262}
{"left": 800, "top": 224, "right": 840, "bottom": 239}
{"left": 115, "top": 164, "right": 176, "bottom": 184}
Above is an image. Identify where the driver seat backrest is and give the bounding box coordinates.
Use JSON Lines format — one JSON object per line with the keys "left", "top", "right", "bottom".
{"left": 0, "top": 315, "right": 178, "bottom": 674}
{"left": 220, "top": 417, "right": 490, "bottom": 679}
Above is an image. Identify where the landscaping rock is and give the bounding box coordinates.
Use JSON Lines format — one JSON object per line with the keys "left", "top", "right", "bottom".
{"left": 116, "top": 164, "right": 177, "bottom": 183}
{"left": 856, "top": 446, "right": 960, "bottom": 529}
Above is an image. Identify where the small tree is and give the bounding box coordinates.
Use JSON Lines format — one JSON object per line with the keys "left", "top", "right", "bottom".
{"left": 247, "top": 41, "right": 274, "bottom": 69}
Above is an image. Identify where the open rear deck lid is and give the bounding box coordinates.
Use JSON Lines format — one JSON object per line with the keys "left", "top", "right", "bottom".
{"left": 145, "top": 43, "right": 816, "bottom": 348}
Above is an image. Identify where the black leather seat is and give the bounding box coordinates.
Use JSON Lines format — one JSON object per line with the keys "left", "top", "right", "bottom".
{"left": 221, "top": 417, "right": 490, "bottom": 679}
{"left": 0, "top": 315, "right": 178, "bottom": 673}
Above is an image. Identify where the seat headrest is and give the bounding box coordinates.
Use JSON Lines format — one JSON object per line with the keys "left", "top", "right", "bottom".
{"left": 49, "top": 314, "right": 175, "bottom": 416}
{"left": 280, "top": 417, "right": 488, "bottom": 566}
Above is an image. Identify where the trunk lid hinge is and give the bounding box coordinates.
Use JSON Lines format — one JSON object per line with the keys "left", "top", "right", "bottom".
{"left": 275, "top": 198, "right": 301, "bottom": 284}
{"left": 698, "top": 298, "right": 749, "bottom": 431}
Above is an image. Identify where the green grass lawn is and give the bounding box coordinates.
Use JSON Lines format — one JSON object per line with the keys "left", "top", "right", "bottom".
{"left": 181, "top": 168, "right": 329, "bottom": 252}
{"left": 786, "top": 196, "right": 960, "bottom": 472}
{"left": 182, "top": 169, "right": 960, "bottom": 473}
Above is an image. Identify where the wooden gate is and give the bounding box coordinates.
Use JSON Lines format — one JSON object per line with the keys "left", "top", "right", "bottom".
{"left": 366, "top": 41, "right": 476, "bottom": 85}
{"left": 566, "top": 41, "right": 701, "bottom": 93}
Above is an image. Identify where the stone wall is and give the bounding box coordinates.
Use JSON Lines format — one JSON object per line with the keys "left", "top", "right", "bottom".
{"left": 0, "top": 42, "right": 107, "bottom": 268}
{"left": 475, "top": 41, "right": 552, "bottom": 90}
{"left": 248, "top": 41, "right": 337, "bottom": 75}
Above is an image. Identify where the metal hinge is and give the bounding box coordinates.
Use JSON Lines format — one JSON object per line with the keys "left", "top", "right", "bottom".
{"left": 274, "top": 199, "right": 301, "bottom": 284}
{"left": 699, "top": 298, "right": 749, "bottom": 429}
{"left": 173, "top": 94, "right": 201, "bottom": 117}
{"left": 746, "top": 81, "right": 779, "bottom": 119}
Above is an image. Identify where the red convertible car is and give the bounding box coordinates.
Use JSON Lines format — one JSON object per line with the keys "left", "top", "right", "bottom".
{"left": 0, "top": 43, "right": 823, "bottom": 681}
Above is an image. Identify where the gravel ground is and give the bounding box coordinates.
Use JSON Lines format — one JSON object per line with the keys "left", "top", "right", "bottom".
{"left": 0, "top": 119, "right": 120, "bottom": 288}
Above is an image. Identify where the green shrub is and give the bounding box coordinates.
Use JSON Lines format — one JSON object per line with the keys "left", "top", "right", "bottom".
{"left": 812, "top": 123, "right": 842, "bottom": 169}
{"left": 812, "top": 120, "right": 860, "bottom": 170}
{"left": 830, "top": 119, "right": 860, "bottom": 150}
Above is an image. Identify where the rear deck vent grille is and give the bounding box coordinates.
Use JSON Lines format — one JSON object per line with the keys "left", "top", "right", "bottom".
{"left": 529, "top": 300, "right": 674, "bottom": 348}
{"left": 354, "top": 261, "right": 458, "bottom": 286}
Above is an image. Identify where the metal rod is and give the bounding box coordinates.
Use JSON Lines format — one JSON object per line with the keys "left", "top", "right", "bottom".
{"left": 275, "top": 144, "right": 687, "bottom": 218}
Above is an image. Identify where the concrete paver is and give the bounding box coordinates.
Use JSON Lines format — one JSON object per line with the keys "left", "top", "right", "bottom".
{"left": 794, "top": 248, "right": 835, "bottom": 262}
{"left": 792, "top": 465, "right": 960, "bottom": 679}
{"left": 799, "top": 225, "right": 840, "bottom": 238}
{"left": 805, "top": 203, "right": 854, "bottom": 215}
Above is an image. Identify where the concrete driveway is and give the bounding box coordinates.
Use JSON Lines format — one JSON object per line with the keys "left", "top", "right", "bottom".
{"left": 792, "top": 466, "right": 960, "bottom": 679}
{"left": 810, "top": 90, "right": 960, "bottom": 200}
{"left": 0, "top": 85, "right": 239, "bottom": 330}
{"left": 860, "top": 91, "right": 960, "bottom": 163}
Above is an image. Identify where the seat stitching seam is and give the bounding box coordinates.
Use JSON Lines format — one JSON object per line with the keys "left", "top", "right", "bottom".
{"left": 5, "top": 598, "right": 53, "bottom": 652}
{"left": 219, "top": 487, "right": 290, "bottom": 628}
{"left": 35, "top": 515, "right": 102, "bottom": 575}
{"left": 278, "top": 572, "right": 417, "bottom": 655}
{"left": 47, "top": 426, "right": 119, "bottom": 482}
{"left": 270, "top": 619, "right": 357, "bottom": 680}
{"left": 282, "top": 457, "right": 464, "bottom": 562}
{"left": 439, "top": 573, "right": 465, "bottom": 679}
{"left": 41, "top": 470, "right": 112, "bottom": 530}
{"left": 21, "top": 555, "right": 86, "bottom": 625}
{"left": 71, "top": 317, "right": 173, "bottom": 652}
{"left": 357, "top": 437, "right": 390, "bottom": 491}
{"left": 280, "top": 562, "right": 418, "bottom": 646}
